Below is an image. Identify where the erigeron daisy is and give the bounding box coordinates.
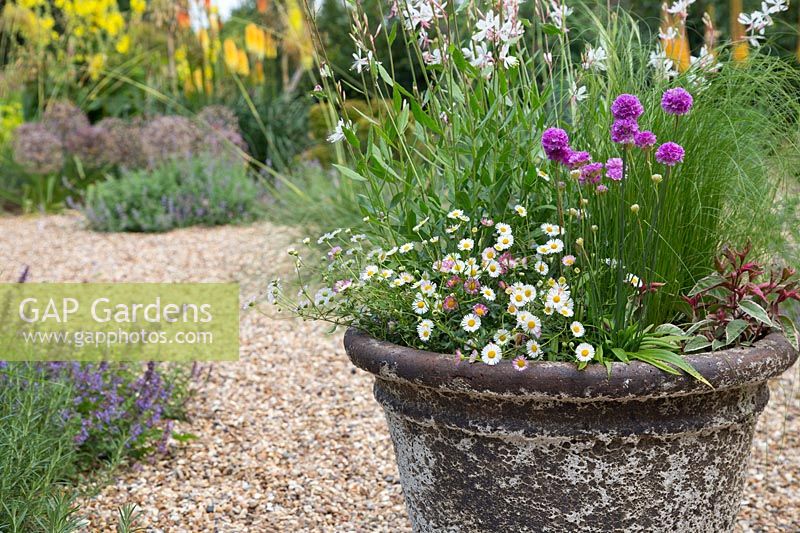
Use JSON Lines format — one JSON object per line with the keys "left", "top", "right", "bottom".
{"left": 537, "top": 168, "right": 550, "bottom": 181}
{"left": 485, "top": 260, "right": 502, "bottom": 278}
{"left": 429, "top": 236, "right": 440, "bottom": 243}
{"left": 514, "top": 205, "right": 527, "bottom": 217}
{"left": 562, "top": 255, "right": 576, "bottom": 267}
{"left": 526, "top": 339, "right": 542, "bottom": 359}
{"left": 399, "top": 243, "right": 415, "bottom": 254}
{"left": 420, "top": 280, "right": 437, "bottom": 296}
{"left": 495, "top": 222, "right": 512, "bottom": 236}
{"left": 512, "top": 356, "right": 528, "bottom": 371}
{"left": 495, "top": 234, "right": 514, "bottom": 250}
{"left": 559, "top": 303, "right": 575, "bottom": 318}
{"left": 510, "top": 288, "right": 527, "bottom": 306}
{"left": 417, "top": 320, "right": 434, "bottom": 342}
{"left": 545, "top": 239, "right": 565, "bottom": 254}
{"left": 534, "top": 260, "right": 549, "bottom": 276}
{"left": 314, "top": 288, "right": 334, "bottom": 306}
{"left": 482, "top": 287, "right": 496, "bottom": 301}
{"left": 361, "top": 265, "right": 379, "bottom": 281}
{"left": 570, "top": 321, "right": 586, "bottom": 337}
{"left": 507, "top": 303, "right": 519, "bottom": 315}
{"left": 521, "top": 284, "right": 537, "bottom": 301}
{"left": 380, "top": 269, "right": 394, "bottom": 280}
{"left": 494, "top": 329, "right": 512, "bottom": 345}
{"left": 541, "top": 223, "right": 564, "bottom": 237}
{"left": 473, "top": 303, "right": 489, "bottom": 317}
{"left": 481, "top": 247, "right": 498, "bottom": 262}
{"left": 517, "top": 312, "right": 542, "bottom": 337}
{"left": 446, "top": 225, "right": 460, "bottom": 234}
{"left": 536, "top": 244, "right": 549, "bottom": 255}
{"left": 543, "top": 304, "right": 554, "bottom": 316}
{"left": 626, "top": 273, "right": 643, "bottom": 288}
{"left": 452, "top": 260, "right": 466, "bottom": 274}
{"left": 466, "top": 264, "right": 481, "bottom": 277}
{"left": 350, "top": 233, "right": 366, "bottom": 242}
{"left": 413, "top": 294, "right": 429, "bottom": 315}
{"left": 461, "top": 313, "right": 482, "bottom": 333}
{"left": 458, "top": 238, "right": 475, "bottom": 252}
{"left": 481, "top": 343, "right": 502, "bottom": 365}
{"left": 385, "top": 247, "right": 398, "bottom": 256}
{"left": 447, "top": 209, "right": 465, "bottom": 220}
{"left": 575, "top": 343, "right": 595, "bottom": 362}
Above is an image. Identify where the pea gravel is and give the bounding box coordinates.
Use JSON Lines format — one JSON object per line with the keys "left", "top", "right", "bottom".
{"left": 0, "top": 213, "right": 796, "bottom": 532}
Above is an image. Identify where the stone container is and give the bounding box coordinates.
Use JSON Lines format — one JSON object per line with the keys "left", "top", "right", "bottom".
{"left": 344, "top": 329, "right": 798, "bottom": 533}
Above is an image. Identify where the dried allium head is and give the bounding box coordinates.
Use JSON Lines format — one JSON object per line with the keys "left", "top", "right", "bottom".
{"left": 140, "top": 115, "right": 199, "bottom": 167}
{"left": 65, "top": 124, "right": 108, "bottom": 167}
{"left": 42, "top": 100, "right": 89, "bottom": 141}
{"left": 196, "top": 105, "right": 239, "bottom": 131}
{"left": 96, "top": 117, "right": 144, "bottom": 168}
{"left": 12, "top": 122, "right": 65, "bottom": 174}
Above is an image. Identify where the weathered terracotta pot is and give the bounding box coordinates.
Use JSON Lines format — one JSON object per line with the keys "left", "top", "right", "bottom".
{"left": 344, "top": 329, "right": 798, "bottom": 533}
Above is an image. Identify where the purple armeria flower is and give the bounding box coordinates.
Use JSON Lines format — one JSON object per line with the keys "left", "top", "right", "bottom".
{"left": 580, "top": 162, "right": 604, "bottom": 184}
{"left": 596, "top": 184, "right": 609, "bottom": 193}
{"left": 443, "top": 295, "right": 459, "bottom": 312}
{"left": 472, "top": 303, "right": 489, "bottom": 317}
{"left": 480, "top": 217, "right": 494, "bottom": 227}
{"left": 610, "top": 119, "right": 639, "bottom": 144}
{"left": 655, "top": 142, "right": 685, "bottom": 166}
{"left": 567, "top": 150, "right": 591, "bottom": 169}
{"left": 661, "top": 88, "right": 693, "bottom": 116}
{"left": 611, "top": 94, "right": 644, "bottom": 120}
{"left": 605, "top": 157, "right": 623, "bottom": 181}
{"left": 541, "top": 127, "right": 570, "bottom": 152}
{"left": 634, "top": 130, "right": 657, "bottom": 149}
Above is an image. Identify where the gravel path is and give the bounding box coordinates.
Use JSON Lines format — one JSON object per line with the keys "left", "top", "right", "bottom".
{"left": 0, "top": 213, "right": 796, "bottom": 532}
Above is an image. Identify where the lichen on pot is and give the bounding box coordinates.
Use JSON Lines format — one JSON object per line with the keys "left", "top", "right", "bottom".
{"left": 345, "top": 329, "right": 798, "bottom": 533}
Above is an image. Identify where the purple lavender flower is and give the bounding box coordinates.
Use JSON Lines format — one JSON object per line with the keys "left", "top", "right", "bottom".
{"left": 655, "top": 142, "right": 685, "bottom": 166}
{"left": 661, "top": 88, "right": 693, "bottom": 116}
{"left": 566, "top": 150, "right": 591, "bottom": 169}
{"left": 611, "top": 94, "right": 644, "bottom": 120}
{"left": 605, "top": 157, "right": 624, "bottom": 181}
{"left": 634, "top": 130, "right": 657, "bottom": 149}
{"left": 610, "top": 119, "right": 639, "bottom": 144}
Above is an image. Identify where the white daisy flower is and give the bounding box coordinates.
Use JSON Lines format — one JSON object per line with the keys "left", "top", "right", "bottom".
{"left": 447, "top": 209, "right": 464, "bottom": 220}
{"left": 506, "top": 303, "right": 520, "bottom": 315}
{"left": 458, "top": 238, "right": 475, "bottom": 252}
{"left": 485, "top": 260, "right": 502, "bottom": 278}
{"left": 575, "top": 343, "right": 595, "bottom": 362}
{"left": 481, "top": 287, "right": 496, "bottom": 301}
{"left": 419, "top": 280, "right": 437, "bottom": 296}
{"left": 570, "top": 321, "right": 585, "bottom": 337}
{"left": 495, "top": 222, "right": 512, "bottom": 235}
{"left": 516, "top": 311, "right": 542, "bottom": 336}
{"left": 514, "top": 205, "right": 527, "bottom": 217}
{"left": 536, "top": 244, "right": 549, "bottom": 255}
{"left": 481, "top": 343, "right": 502, "bottom": 365}
{"left": 481, "top": 247, "right": 497, "bottom": 262}
{"left": 521, "top": 284, "right": 537, "bottom": 301}
{"left": 350, "top": 233, "right": 367, "bottom": 242}
{"left": 399, "top": 243, "right": 415, "bottom": 254}
{"left": 544, "top": 239, "right": 564, "bottom": 255}
{"left": 429, "top": 236, "right": 440, "bottom": 243}
{"left": 494, "top": 329, "right": 512, "bottom": 345}
{"left": 626, "top": 273, "right": 643, "bottom": 288}
{"left": 509, "top": 288, "right": 527, "bottom": 307}
{"left": 558, "top": 303, "right": 575, "bottom": 318}
{"left": 361, "top": 265, "right": 379, "bottom": 281}
{"left": 380, "top": 269, "right": 394, "bottom": 280}
{"left": 417, "top": 319, "right": 434, "bottom": 342}
{"left": 461, "top": 313, "right": 482, "bottom": 333}
{"left": 541, "top": 223, "right": 564, "bottom": 237}
{"left": 495, "top": 234, "right": 514, "bottom": 250}
{"left": 537, "top": 168, "right": 550, "bottom": 181}
{"left": 413, "top": 294, "right": 429, "bottom": 315}
{"left": 526, "top": 339, "right": 542, "bottom": 359}
{"left": 534, "top": 260, "right": 549, "bottom": 276}
{"left": 562, "top": 255, "right": 576, "bottom": 267}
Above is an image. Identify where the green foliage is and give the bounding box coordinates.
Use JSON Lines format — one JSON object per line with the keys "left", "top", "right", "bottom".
{"left": 81, "top": 156, "right": 265, "bottom": 232}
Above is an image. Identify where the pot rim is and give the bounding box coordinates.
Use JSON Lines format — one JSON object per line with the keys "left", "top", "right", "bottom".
{"left": 344, "top": 328, "right": 798, "bottom": 400}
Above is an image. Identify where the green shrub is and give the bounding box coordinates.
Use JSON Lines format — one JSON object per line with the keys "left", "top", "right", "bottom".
{"left": 81, "top": 156, "right": 266, "bottom": 232}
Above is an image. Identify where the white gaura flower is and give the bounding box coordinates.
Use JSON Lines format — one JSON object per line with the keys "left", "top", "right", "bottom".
{"left": 570, "top": 321, "right": 585, "bottom": 338}
{"left": 481, "top": 342, "right": 502, "bottom": 365}
{"left": 495, "top": 222, "right": 512, "bottom": 235}
{"left": 540, "top": 223, "right": 563, "bottom": 237}
{"left": 485, "top": 260, "right": 502, "bottom": 278}
{"left": 575, "top": 342, "right": 595, "bottom": 362}
{"left": 481, "top": 287, "right": 496, "bottom": 301}
{"left": 659, "top": 26, "right": 678, "bottom": 40}
{"left": 543, "top": 239, "right": 564, "bottom": 255}
{"left": 458, "top": 238, "right": 475, "bottom": 252}
{"left": 648, "top": 47, "right": 678, "bottom": 79}
{"left": 548, "top": 1, "right": 573, "bottom": 31}
{"left": 495, "top": 234, "right": 514, "bottom": 251}
{"left": 351, "top": 49, "right": 379, "bottom": 73}
{"left": 417, "top": 319, "right": 434, "bottom": 342}
{"left": 419, "top": 280, "right": 437, "bottom": 296}
{"left": 399, "top": 243, "right": 415, "bottom": 254}
{"left": 514, "top": 205, "right": 527, "bottom": 217}
{"left": 361, "top": 265, "right": 379, "bottom": 281}
{"left": 327, "top": 119, "right": 351, "bottom": 144}
{"left": 582, "top": 45, "right": 608, "bottom": 70}
{"left": 493, "top": 328, "right": 511, "bottom": 345}
{"left": 570, "top": 82, "right": 588, "bottom": 103}
{"left": 501, "top": 53, "right": 519, "bottom": 69}
{"left": 534, "top": 260, "right": 549, "bottom": 276}
{"left": 526, "top": 339, "right": 542, "bottom": 359}
{"left": 461, "top": 313, "right": 482, "bottom": 333}
{"left": 473, "top": 11, "right": 499, "bottom": 43}
{"left": 516, "top": 311, "right": 542, "bottom": 336}
{"left": 423, "top": 48, "right": 446, "bottom": 65}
